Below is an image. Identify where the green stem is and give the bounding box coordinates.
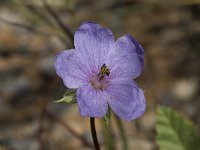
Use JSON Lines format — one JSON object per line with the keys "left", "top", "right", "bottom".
{"left": 90, "top": 117, "right": 101, "bottom": 150}
{"left": 115, "top": 116, "right": 128, "bottom": 150}
{"left": 102, "top": 120, "right": 115, "bottom": 150}
{"left": 102, "top": 107, "right": 115, "bottom": 150}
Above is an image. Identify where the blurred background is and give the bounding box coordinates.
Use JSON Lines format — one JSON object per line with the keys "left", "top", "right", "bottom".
{"left": 0, "top": 0, "right": 200, "bottom": 150}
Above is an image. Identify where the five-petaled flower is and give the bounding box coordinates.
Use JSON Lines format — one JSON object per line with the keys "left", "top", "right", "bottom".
{"left": 55, "top": 21, "right": 146, "bottom": 121}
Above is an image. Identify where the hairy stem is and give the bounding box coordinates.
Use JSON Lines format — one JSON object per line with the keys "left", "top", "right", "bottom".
{"left": 115, "top": 116, "right": 128, "bottom": 150}
{"left": 101, "top": 120, "right": 115, "bottom": 150}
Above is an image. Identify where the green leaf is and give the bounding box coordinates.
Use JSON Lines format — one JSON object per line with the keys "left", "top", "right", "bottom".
{"left": 103, "top": 107, "right": 111, "bottom": 130}
{"left": 156, "top": 106, "right": 200, "bottom": 150}
{"left": 55, "top": 89, "right": 77, "bottom": 104}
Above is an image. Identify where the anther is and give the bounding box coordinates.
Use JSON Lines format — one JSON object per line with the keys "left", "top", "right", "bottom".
{"left": 98, "top": 64, "right": 110, "bottom": 80}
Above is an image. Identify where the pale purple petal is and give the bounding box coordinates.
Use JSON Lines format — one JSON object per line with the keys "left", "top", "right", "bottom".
{"left": 74, "top": 21, "right": 115, "bottom": 72}
{"left": 106, "top": 80, "right": 146, "bottom": 121}
{"left": 54, "top": 49, "right": 90, "bottom": 88}
{"left": 106, "top": 34, "right": 144, "bottom": 80}
{"left": 77, "top": 85, "right": 108, "bottom": 117}
{"left": 55, "top": 22, "right": 146, "bottom": 120}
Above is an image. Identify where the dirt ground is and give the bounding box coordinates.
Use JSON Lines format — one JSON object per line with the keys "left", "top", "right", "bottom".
{"left": 0, "top": 0, "right": 200, "bottom": 150}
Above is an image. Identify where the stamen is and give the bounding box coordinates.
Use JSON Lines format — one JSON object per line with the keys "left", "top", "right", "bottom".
{"left": 89, "top": 64, "right": 110, "bottom": 91}
{"left": 98, "top": 64, "right": 110, "bottom": 80}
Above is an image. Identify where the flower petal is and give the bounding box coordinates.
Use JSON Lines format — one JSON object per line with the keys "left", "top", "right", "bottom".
{"left": 106, "top": 80, "right": 146, "bottom": 121}
{"left": 74, "top": 21, "right": 115, "bottom": 72}
{"left": 54, "top": 49, "right": 90, "bottom": 88}
{"left": 77, "top": 85, "right": 108, "bottom": 117}
{"left": 106, "top": 34, "right": 144, "bottom": 80}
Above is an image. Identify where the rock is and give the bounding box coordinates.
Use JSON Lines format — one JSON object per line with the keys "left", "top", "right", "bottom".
{"left": 172, "top": 78, "right": 198, "bottom": 101}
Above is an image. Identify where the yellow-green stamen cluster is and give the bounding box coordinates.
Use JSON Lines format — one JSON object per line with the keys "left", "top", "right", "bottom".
{"left": 98, "top": 64, "right": 110, "bottom": 80}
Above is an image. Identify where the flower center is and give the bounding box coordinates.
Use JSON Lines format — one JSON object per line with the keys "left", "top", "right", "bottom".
{"left": 98, "top": 64, "right": 110, "bottom": 80}
{"left": 89, "top": 64, "right": 110, "bottom": 91}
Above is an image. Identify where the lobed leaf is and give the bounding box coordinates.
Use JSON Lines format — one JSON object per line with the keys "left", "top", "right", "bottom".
{"left": 156, "top": 106, "right": 200, "bottom": 150}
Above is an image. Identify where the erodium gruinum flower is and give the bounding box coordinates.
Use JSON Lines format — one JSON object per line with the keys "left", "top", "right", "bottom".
{"left": 55, "top": 21, "right": 146, "bottom": 121}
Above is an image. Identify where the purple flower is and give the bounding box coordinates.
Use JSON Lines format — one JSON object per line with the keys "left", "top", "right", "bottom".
{"left": 55, "top": 22, "right": 146, "bottom": 121}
